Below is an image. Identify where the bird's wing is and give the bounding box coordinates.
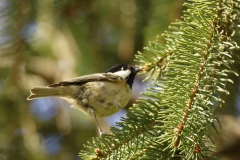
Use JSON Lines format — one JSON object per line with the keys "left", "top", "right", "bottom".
{"left": 48, "top": 73, "right": 124, "bottom": 87}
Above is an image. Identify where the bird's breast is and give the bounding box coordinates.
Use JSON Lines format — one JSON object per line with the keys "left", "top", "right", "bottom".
{"left": 67, "top": 81, "right": 131, "bottom": 117}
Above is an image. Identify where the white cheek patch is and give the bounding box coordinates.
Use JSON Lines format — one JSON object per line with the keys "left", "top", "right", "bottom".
{"left": 114, "top": 70, "right": 131, "bottom": 78}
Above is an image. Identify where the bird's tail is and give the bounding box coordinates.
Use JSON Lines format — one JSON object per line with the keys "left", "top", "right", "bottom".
{"left": 27, "top": 86, "right": 63, "bottom": 100}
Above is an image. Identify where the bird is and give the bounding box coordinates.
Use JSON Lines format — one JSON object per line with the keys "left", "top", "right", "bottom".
{"left": 27, "top": 64, "right": 141, "bottom": 135}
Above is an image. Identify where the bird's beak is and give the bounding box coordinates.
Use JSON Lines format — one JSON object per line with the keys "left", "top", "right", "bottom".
{"left": 134, "top": 67, "right": 141, "bottom": 73}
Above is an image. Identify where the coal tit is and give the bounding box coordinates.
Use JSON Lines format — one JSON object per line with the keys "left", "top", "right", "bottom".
{"left": 27, "top": 64, "right": 141, "bottom": 135}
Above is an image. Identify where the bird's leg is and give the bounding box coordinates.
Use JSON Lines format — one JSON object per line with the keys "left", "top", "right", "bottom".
{"left": 89, "top": 108, "right": 106, "bottom": 136}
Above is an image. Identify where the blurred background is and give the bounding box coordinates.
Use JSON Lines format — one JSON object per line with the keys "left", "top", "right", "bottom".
{"left": 0, "top": 0, "right": 239, "bottom": 160}
{"left": 0, "top": 0, "right": 183, "bottom": 159}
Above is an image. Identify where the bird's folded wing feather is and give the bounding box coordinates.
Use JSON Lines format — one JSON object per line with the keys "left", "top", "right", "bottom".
{"left": 48, "top": 73, "right": 124, "bottom": 87}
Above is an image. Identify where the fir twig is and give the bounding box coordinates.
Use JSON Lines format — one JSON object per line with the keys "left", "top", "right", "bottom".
{"left": 80, "top": 0, "right": 240, "bottom": 159}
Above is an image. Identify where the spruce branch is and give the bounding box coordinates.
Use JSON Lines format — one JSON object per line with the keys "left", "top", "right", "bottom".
{"left": 80, "top": 0, "right": 240, "bottom": 159}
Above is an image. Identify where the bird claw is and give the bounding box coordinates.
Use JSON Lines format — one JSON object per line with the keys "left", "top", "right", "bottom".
{"left": 100, "top": 131, "right": 108, "bottom": 136}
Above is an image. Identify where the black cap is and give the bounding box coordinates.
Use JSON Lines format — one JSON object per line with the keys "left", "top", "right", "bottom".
{"left": 105, "top": 64, "right": 140, "bottom": 88}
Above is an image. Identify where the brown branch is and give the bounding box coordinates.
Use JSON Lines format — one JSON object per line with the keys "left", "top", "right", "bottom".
{"left": 173, "top": 0, "right": 234, "bottom": 153}
{"left": 174, "top": 34, "right": 214, "bottom": 148}
{"left": 141, "top": 51, "right": 172, "bottom": 73}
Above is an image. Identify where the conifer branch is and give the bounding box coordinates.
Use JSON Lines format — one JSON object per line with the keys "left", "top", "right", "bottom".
{"left": 91, "top": 120, "right": 157, "bottom": 159}
{"left": 80, "top": 0, "right": 240, "bottom": 159}
{"left": 174, "top": 18, "right": 215, "bottom": 148}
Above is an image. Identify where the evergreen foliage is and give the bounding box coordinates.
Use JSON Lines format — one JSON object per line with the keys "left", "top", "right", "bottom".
{"left": 0, "top": 0, "right": 181, "bottom": 159}
{"left": 80, "top": 0, "right": 240, "bottom": 159}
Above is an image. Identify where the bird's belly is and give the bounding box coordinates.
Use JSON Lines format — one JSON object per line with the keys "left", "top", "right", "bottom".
{"left": 66, "top": 81, "right": 131, "bottom": 117}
